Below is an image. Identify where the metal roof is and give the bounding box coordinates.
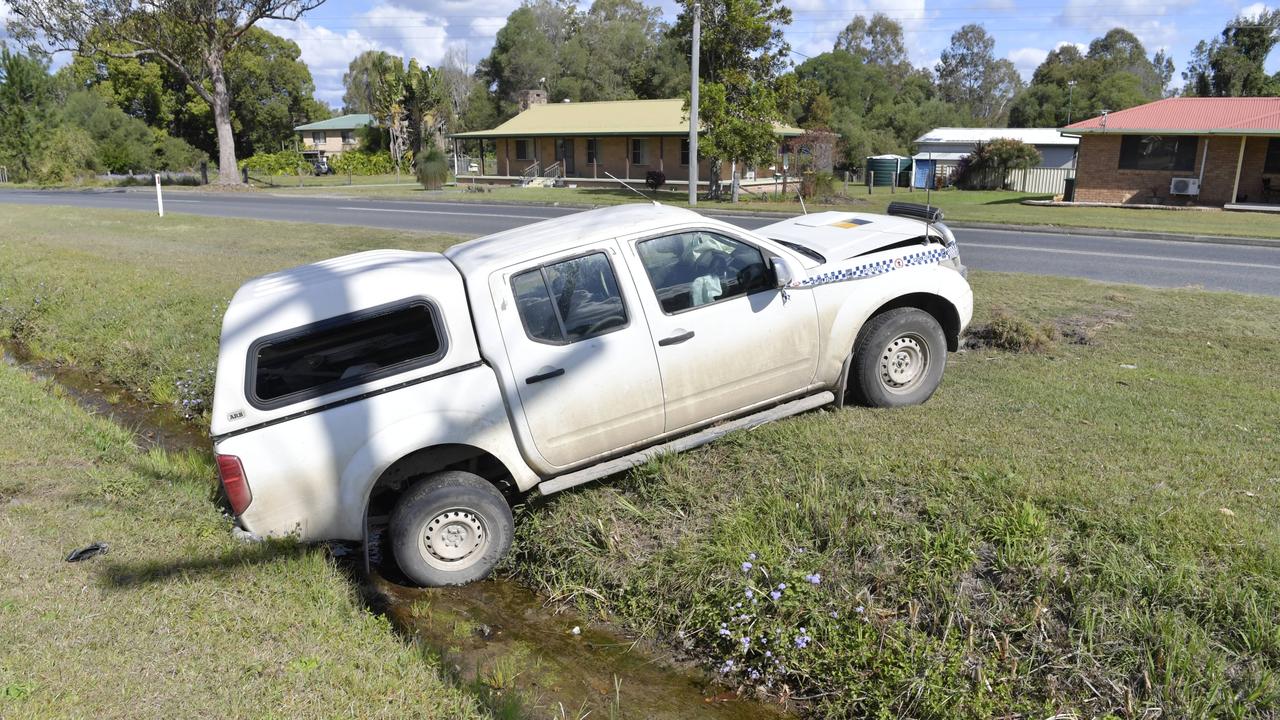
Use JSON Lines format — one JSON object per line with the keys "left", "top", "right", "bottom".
{"left": 294, "top": 113, "right": 375, "bottom": 132}
{"left": 450, "top": 98, "right": 803, "bottom": 138}
{"left": 911, "top": 152, "right": 969, "bottom": 162}
{"left": 914, "top": 127, "right": 1078, "bottom": 146}
{"left": 1064, "top": 97, "right": 1280, "bottom": 135}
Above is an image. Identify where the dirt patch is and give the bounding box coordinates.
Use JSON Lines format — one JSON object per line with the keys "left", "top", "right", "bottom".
{"left": 964, "top": 307, "right": 1133, "bottom": 351}
{"left": 1054, "top": 309, "right": 1133, "bottom": 345}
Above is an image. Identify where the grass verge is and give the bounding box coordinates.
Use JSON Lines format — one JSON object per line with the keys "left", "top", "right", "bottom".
{"left": 0, "top": 361, "right": 486, "bottom": 718}
{"left": 3, "top": 204, "right": 1279, "bottom": 717}
{"left": 274, "top": 183, "right": 1280, "bottom": 241}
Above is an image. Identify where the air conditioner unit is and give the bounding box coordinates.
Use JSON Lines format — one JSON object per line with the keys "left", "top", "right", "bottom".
{"left": 1170, "top": 177, "right": 1200, "bottom": 195}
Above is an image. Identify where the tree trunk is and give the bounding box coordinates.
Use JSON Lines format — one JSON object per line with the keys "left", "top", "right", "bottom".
{"left": 207, "top": 49, "right": 241, "bottom": 185}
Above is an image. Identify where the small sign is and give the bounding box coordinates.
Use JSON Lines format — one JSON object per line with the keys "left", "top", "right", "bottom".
{"left": 228, "top": 409, "right": 245, "bottom": 421}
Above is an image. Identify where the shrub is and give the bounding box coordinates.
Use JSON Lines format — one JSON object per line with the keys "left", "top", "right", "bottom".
{"left": 35, "top": 125, "right": 98, "bottom": 185}
{"left": 239, "top": 149, "right": 308, "bottom": 176}
{"left": 958, "top": 138, "right": 1042, "bottom": 190}
{"left": 331, "top": 150, "right": 394, "bottom": 176}
{"left": 645, "top": 170, "right": 666, "bottom": 191}
{"left": 799, "top": 171, "right": 835, "bottom": 199}
{"left": 414, "top": 145, "right": 448, "bottom": 190}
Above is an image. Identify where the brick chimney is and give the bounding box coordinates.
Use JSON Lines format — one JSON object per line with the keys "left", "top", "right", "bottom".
{"left": 518, "top": 89, "right": 548, "bottom": 112}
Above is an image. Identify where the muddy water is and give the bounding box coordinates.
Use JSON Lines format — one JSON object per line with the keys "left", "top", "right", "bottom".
{"left": 3, "top": 340, "right": 791, "bottom": 719}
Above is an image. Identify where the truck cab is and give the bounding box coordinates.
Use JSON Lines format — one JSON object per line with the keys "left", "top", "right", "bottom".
{"left": 211, "top": 204, "right": 972, "bottom": 586}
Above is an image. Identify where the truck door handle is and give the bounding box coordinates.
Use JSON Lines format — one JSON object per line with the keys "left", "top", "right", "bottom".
{"left": 525, "top": 368, "right": 565, "bottom": 384}
{"left": 658, "top": 330, "right": 695, "bottom": 346}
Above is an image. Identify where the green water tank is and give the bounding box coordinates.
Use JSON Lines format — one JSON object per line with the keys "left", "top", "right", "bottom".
{"left": 865, "top": 155, "right": 912, "bottom": 187}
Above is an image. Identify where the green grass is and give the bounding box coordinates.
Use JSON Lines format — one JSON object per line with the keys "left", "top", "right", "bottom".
{"left": 0, "top": 206, "right": 461, "bottom": 416}
{"left": 2, "top": 204, "right": 1279, "bottom": 717}
{"left": 275, "top": 182, "right": 1280, "bottom": 241}
{"left": 0, "top": 362, "right": 487, "bottom": 718}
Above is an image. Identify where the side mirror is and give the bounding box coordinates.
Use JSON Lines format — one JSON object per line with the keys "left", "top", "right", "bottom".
{"left": 770, "top": 256, "right": 794, "bottom": 288}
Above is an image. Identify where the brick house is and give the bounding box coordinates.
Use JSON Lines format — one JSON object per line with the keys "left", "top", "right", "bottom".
{"left": 1064, "top": 97, "right": 1280, "bottom": 208}
{"left": 448, "top": 97, "right": 803, "bottom": 189}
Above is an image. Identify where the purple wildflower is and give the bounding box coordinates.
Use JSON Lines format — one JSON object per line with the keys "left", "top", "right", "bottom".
{"left": 770, "top": 590, "right": 782, "bottom": 601}
{"left": 805, "top": 573, "right": 821, "bottom": 585}
{"left": 741, "top": 561, "right": 753, "bottom": 572}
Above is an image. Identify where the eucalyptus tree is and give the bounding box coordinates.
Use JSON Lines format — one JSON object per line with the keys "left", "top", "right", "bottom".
{"left": 6, "top": 0, "right": 325, "bottom": 183}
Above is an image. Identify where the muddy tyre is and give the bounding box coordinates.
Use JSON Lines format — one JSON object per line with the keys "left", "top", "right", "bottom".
{"left": 389, "top": 471, "right": 513, "bottom": 587}
{"left": 850, "top": 307, "right": 947, "bottom": 408}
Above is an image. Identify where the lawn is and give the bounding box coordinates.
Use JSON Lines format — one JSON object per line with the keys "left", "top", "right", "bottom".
{"left": 0, "top": 364, "right": 487, "bottom": 717}
{"left": 2, "top": 204, "right": 1279, "bottom": 718}
{"left": 275, "top": 182, "right": 1280, "bottom": 241}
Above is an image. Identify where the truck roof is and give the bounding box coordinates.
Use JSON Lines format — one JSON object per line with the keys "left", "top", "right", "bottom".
{"left": 446, "top": 203, "right": 703, "bottom": 278}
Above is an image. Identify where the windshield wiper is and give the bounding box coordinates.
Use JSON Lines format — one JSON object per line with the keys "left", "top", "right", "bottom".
{"left": 774, "top": 240, "right": 826, "bottom": 264}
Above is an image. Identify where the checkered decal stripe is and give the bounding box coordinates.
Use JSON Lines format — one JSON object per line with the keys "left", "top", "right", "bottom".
{"left": 791, "top": 242, "right": 957, "bottom": 288}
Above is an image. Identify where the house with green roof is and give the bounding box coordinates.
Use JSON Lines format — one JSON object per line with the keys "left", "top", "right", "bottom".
{"left": 449, "top": 97, "right": 804, "bottom": 189}
{"left": 294, "top": 114, "right": 374, "bottom": 160}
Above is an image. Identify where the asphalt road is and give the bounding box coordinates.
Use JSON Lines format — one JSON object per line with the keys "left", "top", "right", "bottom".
{"left": 3, "top": 187, "right": 1278, "bottom": 296}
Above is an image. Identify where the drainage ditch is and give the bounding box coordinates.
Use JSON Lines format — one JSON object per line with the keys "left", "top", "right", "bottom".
{"left": 2, "top": 341, "right": 790, "bottom": 719}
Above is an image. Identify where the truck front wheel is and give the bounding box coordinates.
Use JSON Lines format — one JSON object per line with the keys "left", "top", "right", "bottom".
{"left": 850, "top": 307, "right": 947, "bottom": 408}
{"left": 389, "top": 471, "right": 514, "bottom": 587}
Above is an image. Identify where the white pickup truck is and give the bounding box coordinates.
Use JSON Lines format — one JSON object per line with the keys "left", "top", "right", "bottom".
{"left": 211, "top": 203, "right": 971, "bottom": 585}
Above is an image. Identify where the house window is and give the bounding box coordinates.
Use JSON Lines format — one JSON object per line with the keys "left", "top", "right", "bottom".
{"left": 250, "top": 299, "right": 445, "bottom": 409}
{"left": 681, "top": 139, "right": 690, "bottom": 166}
{"left": 515, "top": 139, "right": 532, "bottom": 161}
{"left": 340, "top": 130, "right": 353, "bottom": 144}
{"left": 1265, "top": 138, "right": 1280, "bottom": 174}
{"left": 311, "top": 131, "right": 325, "bottom": 145}
{"left": 631, "top": 139, "right": 649, "bottom": 165}
{"left": 1118, "top": 135, "right": 1198, "bottom": 172}
{"left": 586, "top": 139, "right": 598, "bottom": 164}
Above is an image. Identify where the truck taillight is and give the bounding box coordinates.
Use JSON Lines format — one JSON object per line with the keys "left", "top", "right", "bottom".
{"left": 216, "top": 454, "right": 252, "bottom": 516}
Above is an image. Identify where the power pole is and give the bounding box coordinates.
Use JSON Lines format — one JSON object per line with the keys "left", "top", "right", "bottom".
{"left": 688, "top": 1, "right": 701, "bottom": 207}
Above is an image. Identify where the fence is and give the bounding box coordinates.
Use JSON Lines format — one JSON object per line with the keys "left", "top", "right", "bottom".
{"left": 452, "top": 154, "right": 498, "bottom": 176}
{"left": 953, "top": 166, "right": 1072, "bottom": 194}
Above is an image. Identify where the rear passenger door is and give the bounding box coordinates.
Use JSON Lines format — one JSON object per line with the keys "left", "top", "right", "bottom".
{"left": 490, "top": 242, "right": 665, "bottom": 469}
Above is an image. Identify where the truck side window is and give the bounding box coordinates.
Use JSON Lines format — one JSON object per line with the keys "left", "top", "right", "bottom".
{"left": 251, "top": 300, "right": 444, "bottom": 408}
{"left": 636, "top": 232, "right": 771, "bottom": 314}
{"left": 512, "top": 252, "right": 628, "bottom": 345}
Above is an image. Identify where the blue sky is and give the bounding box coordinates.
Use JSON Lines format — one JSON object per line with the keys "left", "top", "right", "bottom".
{"left": 3, "top": 0, "right": 1278, "bottom": 108}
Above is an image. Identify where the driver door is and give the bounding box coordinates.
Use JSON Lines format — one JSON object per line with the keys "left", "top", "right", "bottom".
{"left": 623, "top": 230, "right": 819, "bottom": 432}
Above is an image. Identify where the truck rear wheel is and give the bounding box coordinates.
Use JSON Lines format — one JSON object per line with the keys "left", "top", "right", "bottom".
{"left": 850, "top": 307, "right": 947, "bottom": 408}
{"left": 389, "top": 471, "right": 513, "bottom": 587}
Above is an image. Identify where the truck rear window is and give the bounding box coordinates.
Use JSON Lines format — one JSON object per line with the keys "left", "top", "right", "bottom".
{"left": 250, "top": 300, "right": 444, "bottom": 408}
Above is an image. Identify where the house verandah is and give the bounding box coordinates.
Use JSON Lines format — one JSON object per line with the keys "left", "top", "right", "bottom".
{"left": 449, "top": 98, "right": 804, "bottom": 189}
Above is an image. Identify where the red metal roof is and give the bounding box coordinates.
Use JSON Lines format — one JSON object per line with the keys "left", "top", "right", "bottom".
{"left": 1064, "top": 97, "right": 1280, "bottom": 135}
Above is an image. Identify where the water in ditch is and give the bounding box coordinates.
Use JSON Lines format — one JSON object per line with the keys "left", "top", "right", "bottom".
{"left": 2, "top": 341, "right": 792, "bottom": 719}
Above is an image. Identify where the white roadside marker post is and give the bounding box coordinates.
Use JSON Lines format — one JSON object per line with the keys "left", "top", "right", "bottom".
{"left": 155, "top": 173, "right": 164, "bottom": 217}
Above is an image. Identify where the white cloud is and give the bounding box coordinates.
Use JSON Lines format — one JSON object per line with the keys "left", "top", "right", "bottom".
{"left": 261, "top": 18, "right": 389, "bottom": 106}
{"left": 1055, "top": 41, "right": 1088, "bottom": 53}
{"left": 1008, "top": 47, "right": 1049, "bottom": 79}
{"left": 1057, "top": 0, "right": 1191, "bottom": 50}
{"left": 1239, "top": 2, "right": 1273, "bottom": 19}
